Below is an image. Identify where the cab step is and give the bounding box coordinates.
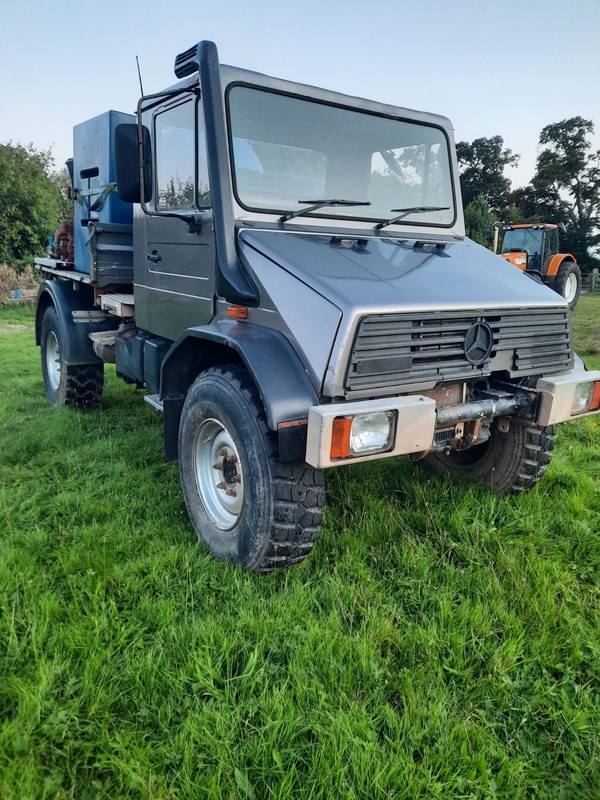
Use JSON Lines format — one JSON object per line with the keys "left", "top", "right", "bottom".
{"left": 144, "top": 394, "right": 164, "bottom": 412}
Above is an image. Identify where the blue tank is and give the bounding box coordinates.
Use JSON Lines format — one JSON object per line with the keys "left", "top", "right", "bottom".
{"left": 73, "top": 110, "right": 135, "bottom": 275}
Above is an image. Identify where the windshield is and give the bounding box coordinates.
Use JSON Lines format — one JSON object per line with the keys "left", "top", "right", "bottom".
{"left": 227, "top": 86, "right": 455, "bottom": 226}
{"left": 501, "top": 228, "right": 543, "bottom": 256}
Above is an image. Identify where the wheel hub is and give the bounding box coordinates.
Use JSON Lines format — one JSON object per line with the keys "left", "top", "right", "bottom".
{"left": 46, "top": 331, "right": 61, "bottom": 391}
{"left": 213, "top": 447, "right": 242, "bottom": 497}
{"left": 564, "top": 273, "right": 577, "bottom": 304}
{"left": 193, "top": 419, "right": 244, "bottom": 530}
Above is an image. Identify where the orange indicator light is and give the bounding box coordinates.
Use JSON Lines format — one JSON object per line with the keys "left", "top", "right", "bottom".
{"left": 591, "top": 381, "right": 600, "bottom": 412}
{"left": 331, "top": 417, "right": 352, "bottom": 459}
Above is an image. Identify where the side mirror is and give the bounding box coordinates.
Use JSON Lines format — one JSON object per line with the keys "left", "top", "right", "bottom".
{"left": 558, "top": 221, "right": 567, "bottom": 235}
{"left": 115, "top": 124, "right": 152, "bottom": 203}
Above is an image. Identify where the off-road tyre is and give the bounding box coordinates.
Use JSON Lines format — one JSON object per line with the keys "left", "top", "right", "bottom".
{"left": 422, "top": 419, "right": 555, "bottom": 496}
{"left": 178, "top": 365, "right": 325, "bottom": 572}
{"left": 40, "top": 306, "right": 104, "bottom": 410}
{"left": 554, "top": 261, "right": 581, "bottom": 310}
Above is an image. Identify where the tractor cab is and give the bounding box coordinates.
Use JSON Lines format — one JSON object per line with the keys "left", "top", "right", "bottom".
{"left": 498, "top": 223, "right": 581, "bottom": 309}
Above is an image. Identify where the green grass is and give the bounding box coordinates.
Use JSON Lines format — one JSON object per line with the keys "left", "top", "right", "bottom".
{"left": 1, "top": 297, "right": 599, "bottom": 799}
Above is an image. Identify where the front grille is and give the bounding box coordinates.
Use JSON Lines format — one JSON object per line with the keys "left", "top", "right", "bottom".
{"left": 346, "top": 307, "right": 571, "bottom": 395}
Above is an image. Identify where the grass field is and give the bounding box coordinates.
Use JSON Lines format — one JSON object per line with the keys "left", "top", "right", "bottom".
{"left": 1, "top": 297, "right": 599, "bottom": 799}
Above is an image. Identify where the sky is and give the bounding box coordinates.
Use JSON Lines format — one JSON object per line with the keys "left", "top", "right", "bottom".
{"left": 2, "top": 0, "right": 599, "bottom": 190}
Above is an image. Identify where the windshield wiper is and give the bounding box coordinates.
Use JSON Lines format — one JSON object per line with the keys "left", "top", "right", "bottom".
{"left": 374, "top": 206, "right": 450, "bottom": 231}
{"left": 279, "top": 199, "right": 371, "bottom": 223}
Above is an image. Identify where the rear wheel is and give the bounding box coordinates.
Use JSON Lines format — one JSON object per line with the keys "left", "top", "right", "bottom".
{"left": 40, "top": 306, "right": 104, "bottom": 409}
{"left": 422, "top": 419, "right": 555, "bottom": 495}
{"left": 554, "top": 261, "right": 581, "bottom": 310}
{"left": 178, "top": 365, "right": 325, "bottom": 572}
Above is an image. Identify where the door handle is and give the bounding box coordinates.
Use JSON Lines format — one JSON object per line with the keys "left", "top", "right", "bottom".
{"left": 147, "top": 251, "right": 162, "bottom": 264}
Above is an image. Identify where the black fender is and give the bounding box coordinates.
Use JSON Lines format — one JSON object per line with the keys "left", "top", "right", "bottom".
{"left": 160, "top": 320, "right": 319, "bottom": 461}
{"left": 35, "top": 280, "right": 112, "bottom": 366}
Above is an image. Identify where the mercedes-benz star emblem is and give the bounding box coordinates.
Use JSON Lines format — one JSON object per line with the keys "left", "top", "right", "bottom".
{"left": 464, "top": 321, "right": 493, "bottom": 365}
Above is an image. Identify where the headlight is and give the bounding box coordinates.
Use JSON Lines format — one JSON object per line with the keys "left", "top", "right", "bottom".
{"left": 571, "top": 382, "right": 594, "bottom": 415}
{"left": 350, "top": 411, "right": 395, "bottom": 455}
{"left": 331, "top": 411, "right": 396, "bottom": 458}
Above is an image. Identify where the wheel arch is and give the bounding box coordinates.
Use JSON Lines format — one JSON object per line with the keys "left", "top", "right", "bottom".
{"left": 545, "top": 253, "right": 577, "bottom": 278}
{"left": 160, "top": 320, "right": 319, "bottom": 461}
{"left": 34, "top": 287, "right": 55, "bottom": 346}
{"left": 35, "top": 280, "right": 109, "bottom": 366}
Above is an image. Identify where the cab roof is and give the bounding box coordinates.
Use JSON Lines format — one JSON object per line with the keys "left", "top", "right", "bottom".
{"left": 504, "top": 223, "right": 557, "bottom": 230}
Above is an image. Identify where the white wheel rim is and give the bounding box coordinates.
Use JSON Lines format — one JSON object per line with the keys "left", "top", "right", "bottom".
{"left": 193, "top": 418, "right": 244, "bottom": 530}
{"left": 46, "top": 331, "right": 61, "bottom": 391}
{"left": 564, "top": 273, "right": 577, "bottom": 304}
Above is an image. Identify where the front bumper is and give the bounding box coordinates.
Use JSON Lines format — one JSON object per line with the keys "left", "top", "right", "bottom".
{"left": 536, "top": 370, "right": 600, "bottom": 425}
{"left": 305, "top": 369, "right": 600, "bottom": 469}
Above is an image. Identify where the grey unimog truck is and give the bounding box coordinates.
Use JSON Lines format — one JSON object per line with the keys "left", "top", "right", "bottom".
{"left": 35, "top": 41, "right": 600, "bottom": 572}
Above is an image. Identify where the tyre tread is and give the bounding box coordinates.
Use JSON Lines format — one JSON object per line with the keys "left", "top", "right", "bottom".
{"left": 423, "top": 420, "right": 555, "bottom": 496}
{"left": 40, "top": 306, "right": 104, "bottom": 410}
{"left": 203, "top": 366, "right": 324, "bottom": 573}
{"left": 508, "top": 424, "right": 555, "bottom": 493}
{"left": 65, "top": 365, "right": 104, "bottom": 410}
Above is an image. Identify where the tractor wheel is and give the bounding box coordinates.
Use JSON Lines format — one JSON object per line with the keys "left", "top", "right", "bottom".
{"left": 422, "top": 419, "right": 555, "bottom": 496}
{"left": 178, "top": 365, "right": 325, "bottom": 572}
{"left": 554, "top": 261, "right": 581, "bottom": 310}
{"left": 40, "top": 306, "right": 104, "bottom": 409}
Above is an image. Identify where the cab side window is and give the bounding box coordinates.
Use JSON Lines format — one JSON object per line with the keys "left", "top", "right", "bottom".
{"left": 154, "top": 98, "right": 211, "bottom": 211}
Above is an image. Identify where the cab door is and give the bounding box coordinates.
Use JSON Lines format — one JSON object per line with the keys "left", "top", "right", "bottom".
{"left": 542, "top": 228, "right": 558, "bottom": 275}
{"left": 141, "top": 94, "right": 215, "bottom": 341}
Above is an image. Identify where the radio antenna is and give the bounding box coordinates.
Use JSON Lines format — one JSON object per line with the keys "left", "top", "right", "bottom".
{"left": 136, "top": 55, "right": 145, "bottom": 96}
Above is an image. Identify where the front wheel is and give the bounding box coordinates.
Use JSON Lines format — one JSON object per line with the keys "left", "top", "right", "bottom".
{"left": 178, "top": 366, "right": 325, "bottom": 572}
{"left": 554, "top": 261, "right": 581, "bottom": 310}
{"left": 422, "top": 419, "right": 555, "bottom": 495}
{"left": 40, "top": 306, "right": 104, "bottom": 409}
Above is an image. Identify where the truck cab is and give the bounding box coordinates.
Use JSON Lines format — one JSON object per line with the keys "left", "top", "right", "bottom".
{"left": 34, "top": 41, "right": 600, "bottom": 572}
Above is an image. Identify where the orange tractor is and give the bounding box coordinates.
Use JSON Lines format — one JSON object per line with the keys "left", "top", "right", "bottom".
{"left": 496, "top": 223, "right": 581, "bottom": 310}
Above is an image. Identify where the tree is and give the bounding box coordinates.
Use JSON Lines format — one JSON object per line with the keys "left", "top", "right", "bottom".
{"left": 464, "top": 194, "right": 496, "bottom": 246}
{"left": 0, "top": 142, "right": 69, "bottom": 267}
{"left": 503, "top": 203, "right": 525, "bottom": 225}
{"left": 456, "top": 136, "right": 519, "bottom": 211}
{"left": 505, "top": 186, "right": 541, "bottom": 222}
{"left": 531, "top": 117, "right": 600, "bottom": 268}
